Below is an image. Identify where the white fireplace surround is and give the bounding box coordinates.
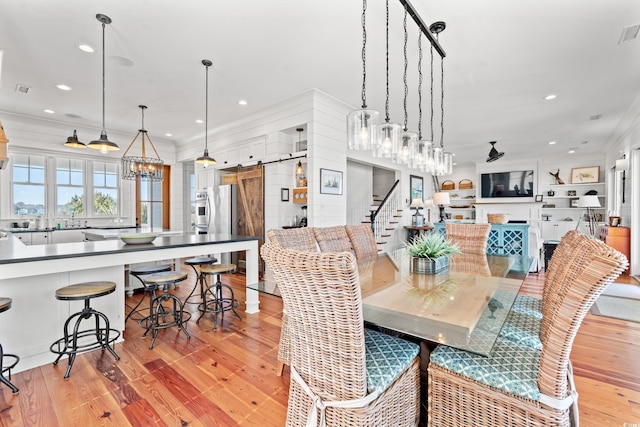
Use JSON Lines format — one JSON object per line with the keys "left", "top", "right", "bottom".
{"left": 473, "top": 202, "right": 541, "bottom": 224}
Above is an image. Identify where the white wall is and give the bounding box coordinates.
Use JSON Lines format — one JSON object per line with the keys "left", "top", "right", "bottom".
{"left": 346, "top": 161, "right": 373, "bottom": 226}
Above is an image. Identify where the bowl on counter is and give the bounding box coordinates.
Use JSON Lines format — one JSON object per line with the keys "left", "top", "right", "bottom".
{"left": 119, "top": 233, "right": 158, "bottom": 245}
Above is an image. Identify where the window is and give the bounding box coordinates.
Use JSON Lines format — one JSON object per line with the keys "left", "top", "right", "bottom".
{"left": 56, "top": 158, "right": 85, "bottom": 215}
{"left": 12, "top": 154, "right": 45, "bottom": 215}
{"left": 139, "top": 179, "right": 163, "bottom": 228}
{"left": 93, "top": 161, "right": 119, "bottom": 215}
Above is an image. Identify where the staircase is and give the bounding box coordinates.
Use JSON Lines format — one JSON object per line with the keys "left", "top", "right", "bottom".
{"left": 364, "top": 180, "right": 403, "bottom": 254}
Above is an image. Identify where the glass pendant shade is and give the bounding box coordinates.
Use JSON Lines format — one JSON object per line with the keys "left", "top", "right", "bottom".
{"left": 374, "top": 122, "right": 401, "bottom": 158}
{"left": 395, "top": 130, "right": 417, "bottom": 165}
{"left": 411, "top": 141, "right": 424, "bottom": 170}
{"left": 420, "top": 140, "right": 434, "bottom": 172}
{"left": 443, "top": 152, "right": 453, "bottom": 175}
{"left": 347, "top": 108, "right": 380, "bottom": 150}
{"left": 431, "top": 146, "right": 444, "bottom": 175}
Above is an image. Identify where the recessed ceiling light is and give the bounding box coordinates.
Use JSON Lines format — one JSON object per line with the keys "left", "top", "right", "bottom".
{"left": 78, "top": 44, "right": 94, "bottom": 53}
{"left": 55, "top": 84, "right": 72, "bottom": 91}
{"left": 568, "top": 149, "right": 576, "bottom": 154}
{"left": 544, "top": 94, "right": 557, "bottom": 100}
{"left": 165, "top": 133, "right": 172, "bottom": 137}
{"left": 548, "top": 141, "right": 557, "bottom": 145}
{"left": 43, "top": 109, "right": 55, "bottom": 114}
{"left": 195, "top": 119, "right": 204, "bottom": 124}
{"left": 238, "top": 100, "right": 248, "bottom": 106}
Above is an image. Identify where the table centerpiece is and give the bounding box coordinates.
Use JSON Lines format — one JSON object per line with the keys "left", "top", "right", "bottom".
{"left": 405, "top": 232, "right": 461, "bottom": 274}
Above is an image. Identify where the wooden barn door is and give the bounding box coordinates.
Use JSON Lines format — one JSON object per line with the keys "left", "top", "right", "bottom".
{"left": 236, "top": 165, "right": 264, "bottom": 275}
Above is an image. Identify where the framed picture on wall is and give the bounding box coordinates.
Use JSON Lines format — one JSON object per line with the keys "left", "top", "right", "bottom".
{"left": 570, "top": 166, "right": 600, "bottom": 184}
{"left": 410, "top": 175, "right": 424, "bottom": 201}
{"left": 320, "top": 168, "right": 343, "bottom": 195}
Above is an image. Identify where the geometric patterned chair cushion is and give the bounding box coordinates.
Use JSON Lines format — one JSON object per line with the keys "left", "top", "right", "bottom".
{"left": 365, "top": 328, "right": 420, "bottom": 393}
{"left": 509, "top": 294, "right": 542, "bottom": 319}
{"left": 499, "top": 310, "right": 542, "bottom": 350}
{"left": 430, "top": 337, "right": 541, "bottom": 401}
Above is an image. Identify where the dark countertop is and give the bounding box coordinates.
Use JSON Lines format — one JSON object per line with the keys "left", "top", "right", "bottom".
{"left": 4, "top": 225, "right": 137, "bottom": 233}
{"left": 0, "top": 232, "right": 261, "bottom": 265}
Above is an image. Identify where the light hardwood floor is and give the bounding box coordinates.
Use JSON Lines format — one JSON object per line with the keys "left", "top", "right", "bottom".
{"left": 0, "top": 261, "right": 639, "bottom": 426}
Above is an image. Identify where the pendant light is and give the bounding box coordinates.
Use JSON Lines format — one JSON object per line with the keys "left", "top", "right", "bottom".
{"left": 195, "top": 59, "right": 216, "bottom": 167}
{"left": 347, "top": 0, "right": 380, "bottom": 151}
{"left": 396, "top": 7, "right": 417, "bottom": 165}
{"left": 295, "top": 128, "right": 306, "bottom": 186}
{"left": 64, "top": 129, "right": 86, "bottom": 148}
{"left": 87, "top": 14, "right": 119, "bottom": 154}
{"left": 374, "top": 0, "right": 401, "bottom": 159}
{"left": 414, "top": 32, "right": 433, "bottom": 171}
{"left": 121, "top": 105, "right": 164, "bottom": 181}
{"left": 430, "top": 21, "right": 451, "bottom": 176}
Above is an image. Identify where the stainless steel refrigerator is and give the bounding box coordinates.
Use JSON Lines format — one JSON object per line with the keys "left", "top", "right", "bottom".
{"left": 206, "top": 184, "right": 236, "bottom": 264}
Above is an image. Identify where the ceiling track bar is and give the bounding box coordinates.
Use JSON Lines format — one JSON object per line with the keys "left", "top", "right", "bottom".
{"left": 398, "top": 0, "right": 446, "bottom": 58}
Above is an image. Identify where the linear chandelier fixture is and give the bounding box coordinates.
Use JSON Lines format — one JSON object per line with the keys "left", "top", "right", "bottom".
{"left": 195, "top": 59, "right": 216, "bottom": 168}
{"left": 87, "top": 13, "right": 119, "bottom": 154}
{"left": 346, "top": 0, "right": 451, "bottom": 176}
{"left": 121, "top": 105, "right": 164, "bottom": 181}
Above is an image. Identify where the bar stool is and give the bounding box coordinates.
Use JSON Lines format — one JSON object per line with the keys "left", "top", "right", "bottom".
{"left": 140, "top": 271, "right": 190, "bottom": 349}
{"left": 198, "top": 264, "right": 241, "bottom": 330}
{"left": 0, "top": 298, "right": 19, "bottom": 393}
{"left": 125, "top": 264, "right": 173, "bottom": 322}
{"left": 183, "top": 257, "right": 217, "bottom": 305}
{"left": 50, "top": 282, "right": 120, "bottom": 379}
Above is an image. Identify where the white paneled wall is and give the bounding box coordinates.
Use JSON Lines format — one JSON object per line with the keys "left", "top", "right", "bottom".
{"left": 346, "top": 161, "right": 373, "bottom": 226}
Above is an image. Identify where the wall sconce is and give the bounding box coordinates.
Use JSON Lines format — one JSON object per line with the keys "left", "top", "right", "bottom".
{"left": 616, "top": 154, "right": 629, "bottom": 204}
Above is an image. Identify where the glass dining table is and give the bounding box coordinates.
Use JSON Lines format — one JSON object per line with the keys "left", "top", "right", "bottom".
{"left": 251, "top": 249, "right": 532, "bottom": 356}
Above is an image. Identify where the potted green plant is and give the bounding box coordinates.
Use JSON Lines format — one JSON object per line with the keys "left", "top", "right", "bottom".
{"left": 405, "top": 232, "right": 461, "bottom": 274}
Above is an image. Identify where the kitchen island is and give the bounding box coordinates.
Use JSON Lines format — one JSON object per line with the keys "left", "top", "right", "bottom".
{"left": 0, "top": 232, "right": 260, "bottom": 372}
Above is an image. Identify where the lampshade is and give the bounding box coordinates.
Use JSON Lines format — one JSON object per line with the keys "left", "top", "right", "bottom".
{"left": 410, "top": 198, "right": 425, "bottom": 209}
{"left": 577, "top": 195, "right": 601, "bottom": 208}
{"left": 64, "top": 129, "right": 86, "bottom": 148}
{"left": 423, "top": 199, "right": 434, "bottom": 208}
{"left": 433, "top": 192, "right": 450, "bottom": 205}
{"left": 616, "top": 157, "right": 629, "bottom": 171}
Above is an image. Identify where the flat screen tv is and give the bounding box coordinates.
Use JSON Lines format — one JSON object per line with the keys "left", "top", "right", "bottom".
{"left": 481, "top": 170, "right": 534, "bottom": 198}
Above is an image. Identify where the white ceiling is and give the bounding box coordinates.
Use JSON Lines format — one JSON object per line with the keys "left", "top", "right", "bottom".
{"left": 1, "top": 0, "right": 639, "bottom": 166}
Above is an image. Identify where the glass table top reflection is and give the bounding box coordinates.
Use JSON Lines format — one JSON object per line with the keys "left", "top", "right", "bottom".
{"left": 251, "top": 249, "right": 531, "bottom": 356}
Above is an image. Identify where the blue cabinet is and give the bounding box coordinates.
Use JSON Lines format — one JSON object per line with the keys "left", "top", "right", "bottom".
{"left": 433, "top": 223, "right": 529, "bottom": 257}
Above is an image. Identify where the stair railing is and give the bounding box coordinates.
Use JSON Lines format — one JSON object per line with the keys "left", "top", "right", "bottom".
{"left": 370, "top": 180, "right": 400, "bottom": 245}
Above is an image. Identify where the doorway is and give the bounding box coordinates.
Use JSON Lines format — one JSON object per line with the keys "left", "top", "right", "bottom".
{"left": 136, "top": 165, "right": 170, "bottom": 229}
{"left": 235, "top": 165, "right": 265, "bottom": 275}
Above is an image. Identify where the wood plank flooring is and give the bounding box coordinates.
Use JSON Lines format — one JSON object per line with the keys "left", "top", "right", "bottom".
{"left": 1, "top": 261, "right": 639, "bottom": 426}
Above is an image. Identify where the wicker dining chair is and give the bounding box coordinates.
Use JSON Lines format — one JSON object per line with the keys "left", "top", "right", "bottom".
{"left": 449, "top": 253, "right": 491, "bottom": 277}
{"left": 266, "top": 228, "right": 319, "bottom": 376}
{"left": 313, "top": 225, "right": 353, "bottom": 253}
{"left": 261, "top": 242, "right": 421, "bottom": 427}
{"left": 345, "top": 224, "right": 378, "bottom": 259}
{"left": 427, "top": 233, "right": 627, "bottom": 427}
{"left": 444, "top": 223, "right": 491, "bottom": 254}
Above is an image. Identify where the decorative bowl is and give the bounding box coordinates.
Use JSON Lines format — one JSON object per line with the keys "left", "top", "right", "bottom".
{"left": 119, "top": 233, "right": 157, "bottom": 244}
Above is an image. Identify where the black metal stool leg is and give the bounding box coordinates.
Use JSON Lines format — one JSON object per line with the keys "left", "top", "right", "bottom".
{"left": 0, "top": 343, "right": 19, "bottom": 393}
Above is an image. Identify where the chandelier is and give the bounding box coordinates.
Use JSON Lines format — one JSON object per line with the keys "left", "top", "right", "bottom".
{"left": 121, "top": 105, "right": 164, "bottom": 181}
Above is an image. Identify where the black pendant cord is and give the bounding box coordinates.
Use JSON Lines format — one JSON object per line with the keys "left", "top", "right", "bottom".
{"left": 429, "top": 41, "right": 434, "bottom": 143}
{"left": 361, "top": 0, "right": 368, "bottom": 109}
{"left": 403, "top": 7, "right": 408, "bottom": 132}
{"left": 100, "top": 19, "right": 106, "bottom": 132}
{"left": 205, "top": 62, "right": 209, "bottom": 152}
{"left": 417, "top": 34, "right": 423, "bottom": 140}
{"left": 439, "top": 35, "right": 445, "bottom": 150}
{"left": 384, "top": 0, "right": 390, "bottom": 123}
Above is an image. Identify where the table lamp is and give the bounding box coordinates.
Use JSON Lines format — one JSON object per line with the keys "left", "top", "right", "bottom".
{"left": 433, "top": 192, "right": 450, "bottom": 222}
{"left": 410, "top": 198, "right": 425, "bottom": 227}
{"left": 577, "top": 195, "right": 601, "bottom": 237}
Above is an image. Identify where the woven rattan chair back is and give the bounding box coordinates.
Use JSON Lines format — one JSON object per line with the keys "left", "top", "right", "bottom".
{"left": 541, "top": 230, "right": 582, "bottom": 308}
{"left": 538, "top": 234, "right": 627, "bottom": 399}
{"left": 313, "top": 225, "right": 353, "bottom": 253}
{"left": 445, "top": 223, "right": 491, "bottom": 254}
{"left": 267, "top": 228, "right": 318, "bottom": 252}
{"left": 345, "top": 224, "right": 378, "bottom": 259}
{"left": 261, "top": 242, "right": 369, "bottom": 418}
